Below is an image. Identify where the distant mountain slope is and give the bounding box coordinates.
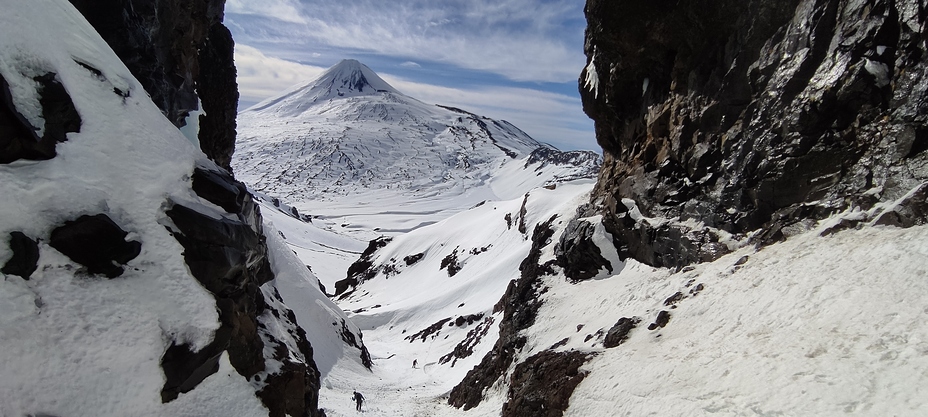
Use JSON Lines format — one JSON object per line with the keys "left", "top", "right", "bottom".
{"left": 232, "top": 60, "right": 600, "bottom": 237}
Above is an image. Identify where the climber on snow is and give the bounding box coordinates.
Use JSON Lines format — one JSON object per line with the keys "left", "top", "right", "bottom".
{"left": 352, "top": 390, "right": 365, "bottom": 411}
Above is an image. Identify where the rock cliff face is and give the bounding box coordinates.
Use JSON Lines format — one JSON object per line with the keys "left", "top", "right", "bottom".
{"left": 579, "top": 0, "right": 928, "bottom": 268}
{"left": 69, "top": 0, "right": 238, "bottom": 171}
{"left": 0, "top": 2, "right": 327, "bottom": 416}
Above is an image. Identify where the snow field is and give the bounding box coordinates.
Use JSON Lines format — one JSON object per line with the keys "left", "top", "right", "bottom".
{"left": 275, "top": 173, "right": 928, "bottom": 415}
{"left": 292, "top": 182, "right": 596, "bottom": 415}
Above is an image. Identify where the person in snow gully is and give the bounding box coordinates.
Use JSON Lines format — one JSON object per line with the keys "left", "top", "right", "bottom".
{"left": 352, "top": 390, "right": 365, "bottom": 411}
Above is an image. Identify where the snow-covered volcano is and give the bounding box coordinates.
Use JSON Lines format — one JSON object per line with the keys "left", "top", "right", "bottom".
{"left": 248, "top": 59, "right": 400, "bottom": 113}
{"left": 233, "top": 60, "right": 600, "bottom": 238}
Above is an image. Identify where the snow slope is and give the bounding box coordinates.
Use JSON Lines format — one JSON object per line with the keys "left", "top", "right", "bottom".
{"left": 283, "top": 177, "right": 928, "bottom": 415}
{"left": 233, "top": 59, "right": 600, "bottom": 240}
{"left": 0, "top": 2, "right": 366, "bottom": 415}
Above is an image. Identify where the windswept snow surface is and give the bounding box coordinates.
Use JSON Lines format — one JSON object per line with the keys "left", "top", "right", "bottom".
{"left": 233, "top": 60, "right": 599, "bottom": 240}
{"left": 271, "top": 177, "right": 928, "bottom": 415}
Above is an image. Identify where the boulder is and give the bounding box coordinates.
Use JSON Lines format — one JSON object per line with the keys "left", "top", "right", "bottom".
{"left": 49, "top": 214, "right": 141, "bottom": 278}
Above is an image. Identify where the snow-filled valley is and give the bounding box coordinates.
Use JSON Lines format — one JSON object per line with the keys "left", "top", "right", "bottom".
{"left": 263, "top": 181, "right": 928, "bottom": 416}
{"left": 230, "top": 55, "right": 928, "bottom": 417}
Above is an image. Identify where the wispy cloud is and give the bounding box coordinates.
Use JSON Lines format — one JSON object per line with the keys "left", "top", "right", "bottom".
{"left": 225, "top": 0, "right": 307, "bottom": 24}
{"left": 232, "top": 44, "right": 595, "bottom": 150}
{"left": 226, "top": 0, "right": 587, "bottom": 84}
{"left": 234, "top": 44, "right": 327, "bottom": 107}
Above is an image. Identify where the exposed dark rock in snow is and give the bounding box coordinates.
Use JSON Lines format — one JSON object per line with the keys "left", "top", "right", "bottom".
{"left": 440, "top": 247, "right": 462, "bottom": 277}
{"left": 197, "top": 22, "right": 239, "bottom": 171}
{"left": 69, "top": 0, "right": 238, "bottom": 170}
{"left": 603, "top": 317, "right": 640, "bottom": 348}
{"left": 663, "top": 292, "right": 686, "bottom": 307}
{"left": 454, "top": 313, "right": 485, "bottom": 327}
{"left": 501, "top": 350, "right": 593, "bottom": 417}
{"left": 192, "top": 166, "right": 251, "bottom": 214}
{"left": 49, "top": 214, "right": 141, "bottom": 278}
{"left": 0, "top": 72, "right": 80, "bottom": 164}
{"left": 525, "top": 146, "right": 602, "bottom": 183}
{"left": 449, "top": 215, "right": 557, "bottom": 410}
{"left": 1, "top": 232, "right": 40, "bottom": 279}
{"left": 581, "top": 0, "right": 928, "bottom": 268}
{"left": 440, "top": 315, "right": 496, "bottom": 367}
{"left": 337, "top": 318, "right": 372, "bottom": 369}
{"left": 648, "top": 310, "right": 672, "bottom": 331}
{"left": 335, "top": 236, "right": 392, "bottom": 296}
{"left": 403, "top": 252, "right": 424, "bottom": 266}
{"left": 405, "top": 317, "right": 452, "bottom": 343}
{"left": 165, "top": 169, "right": 325, "bottom": 415}
{"left": 873, "top": 182, "right": 928, "bottom": 227}
{"left": 555, "top": 218, "right": 613, "bottom": 281}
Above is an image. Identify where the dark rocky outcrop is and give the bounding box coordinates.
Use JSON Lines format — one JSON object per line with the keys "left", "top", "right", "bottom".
{"left": 1, "top": 72, "right": 81, "bottom": 164}
{"left": 581, "top": 0, "right": 928, "bottom": 268}
{"left": 603, "top": 317, "right": 640, "bottom": 348}
{"left": 555, "top": 216, "right": 613, "bottom": 282}
{"left": 403, "top": 252, "right": 425, "bottom": 266}
{"left": 449, "top": 215, "right": 557, "bottom": 410}
{"left": 647, "top": 311, "right": 672, "bottom": 331}
{"left": 335, "top": 236, "right": 392, "bottom": 296}
{"left": 337, "top": 318, "right": 373, "bottom": 369}
{"left": 197, "top": 22, "right": 239, "bottom": 171}
{"left": 163, "top": 164, "right": 324, "bottom": 416}
{"left": 440, "top": 315, "right": 496, "bottom": 366}
{"left": 524, "top": 147, "right": 603, "bottom": 182}
{"left": 501, "top": 350, "right": 592, "bottom": 417}
{"left": 1, "top": 232, "right": 40, "bottom": 279}
{"left": 440, "top": 247, "right": 463, "bottom": 277}
{"left": 49, "top": 214, "right": 141, "bottom": 278}
{"left": 69, "top": 0, "right": 238, "bottom": 170}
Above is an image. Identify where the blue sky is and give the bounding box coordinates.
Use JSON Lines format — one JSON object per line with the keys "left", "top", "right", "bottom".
{"left": 224, "top": 0, "right": 597, "bottom": 151}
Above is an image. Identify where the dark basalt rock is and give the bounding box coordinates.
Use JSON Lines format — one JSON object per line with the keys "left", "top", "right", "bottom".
{"left": 161, "top": 339, "right": 227, "bottom": 402}
{"left": 603, "top": 317, "right": 640, "bottom": 348}
{"left": 440, "top": 248, "right": 462, "bottom": 277}
{"left": 335, "top": 236, "right": 392, "bottom": 296}
{"left": 873, "top": 182, "right": 928, "bottom": 227}
{"left": 555, "top": 218, "right": 613, "bottom": 282}
{"left": 440, "top": 315, "right": 496, "bottom": 366}
{"left": 49, "top": 214, "right": 141, "bottom": 278}
{"left": 191, "top": 165, "right": 254, "bottom": 221}
{"left": 0, "top": 72, "right": 80, "bottom": 164}
{"left": 257, "top": 287, "right": 324, "bottom": 416}
{"left": 403, "top": 252, "right": 424, "bottom": 266}
{"left": 162, "top": 200, "right": 269, "bottom": 401}
{"left": 337, "top": 318, "right": 372, "bottom": 369}
{"left": 501, "top": 350, "right": 593, "bottom": 417}
{"left": 581, "top": 0, "right": 928, "bottom": 268}
{"left": 163, "top": 167, "right": 325, "bottom": 415}
{"left": 167, "top": 204, "right": 267, "bottom": 297}
{"left": 1, "top": 232, "right": 40, "bottom": 279}
{"left": 197, "top": 22, "right": 239, "bottom": 171}
{"left": 449, "top": 216, "right": 557, "bottom": 410}
{"left": 405, "top": 317, "right": 452, "bottom": 343}
{"left": 69, "top": 0, "right": 238, "bottom": 170}
{"left": 647, "top": 311, "right": 672, "bottom": 331}
{"left": 524, "top": 147, "right": 602, "bottom": 182}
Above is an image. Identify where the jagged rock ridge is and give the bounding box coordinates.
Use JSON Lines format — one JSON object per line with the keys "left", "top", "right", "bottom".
{"left": 69, "top": 0, "right": 239, "bottom": 171}
{"left": 0, "top": 2, "right": 360, "bottom": 416}
{"left": 578, "top": 0, "right": 928, "bottom": 268}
